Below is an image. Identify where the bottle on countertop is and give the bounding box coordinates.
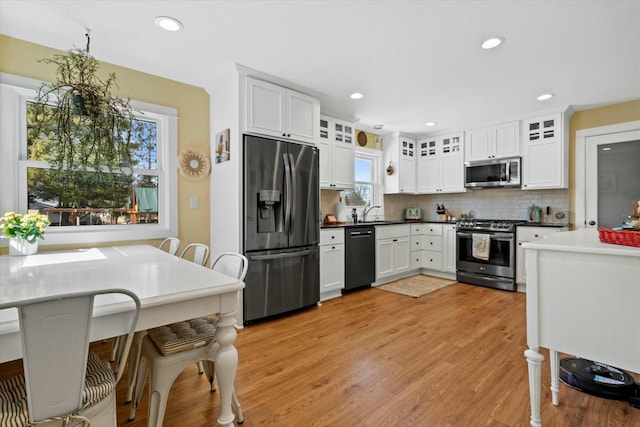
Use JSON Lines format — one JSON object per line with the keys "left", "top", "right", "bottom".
{"left": 351, "top": 208, "right": 358, "bottom": 224}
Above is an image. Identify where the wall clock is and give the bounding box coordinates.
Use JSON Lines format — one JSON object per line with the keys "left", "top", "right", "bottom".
{"left": 177, "top": 148, "right": 211, "bottom": 181}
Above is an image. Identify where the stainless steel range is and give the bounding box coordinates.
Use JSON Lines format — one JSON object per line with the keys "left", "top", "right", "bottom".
{"left": 456, "top": 219, "right": 526, "bottom": 291}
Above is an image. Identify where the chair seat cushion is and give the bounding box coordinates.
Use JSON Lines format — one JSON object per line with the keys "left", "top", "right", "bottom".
{"left": 0, "top": 352, "right": 114, "bottom": 426}
{"left": 148, "top": 317, "right": 218, "bottom": 356}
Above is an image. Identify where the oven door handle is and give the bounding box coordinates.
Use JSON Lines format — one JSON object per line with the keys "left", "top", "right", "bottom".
{"left": 457, "top": 232, "right": 513, "bottom": 242}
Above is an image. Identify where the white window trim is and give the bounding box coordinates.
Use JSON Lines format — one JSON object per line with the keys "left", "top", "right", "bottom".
{"left": 0, "top": 72, "right": 178, "bottom": 246}
{"left": 349, "top": 147, "right": 384, "bottom": 219}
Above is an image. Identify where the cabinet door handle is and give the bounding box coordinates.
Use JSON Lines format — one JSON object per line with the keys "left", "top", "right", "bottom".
{"left": 393, "top": 239, "right": 398, "bottom": 242}
{"left": 332, "top": 246, "right": 335, "bottom": 249}
{"left": 331, "top": 236, "right": 335, "bottom": 239}
{"left": 534, "top": 234, "right": 539, "bottom": 238}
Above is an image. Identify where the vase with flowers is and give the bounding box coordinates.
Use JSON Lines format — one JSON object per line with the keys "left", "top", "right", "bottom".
{"left": 0, "top": 212, "right": 51, "bottom": 256}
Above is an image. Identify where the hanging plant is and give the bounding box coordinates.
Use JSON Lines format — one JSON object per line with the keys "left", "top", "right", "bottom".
{"left": 31, "top": 34, "right": 135, "bottom": 177}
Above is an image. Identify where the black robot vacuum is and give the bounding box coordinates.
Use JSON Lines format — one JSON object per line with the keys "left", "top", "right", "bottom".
{"left": 560, "top": 358, "right": 640, "bottom": 408}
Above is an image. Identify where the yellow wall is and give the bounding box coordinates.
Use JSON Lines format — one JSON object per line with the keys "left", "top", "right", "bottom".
{"left": 0, "top": 35, "right": 211, "bottom": 253}
{"left": 569, "top": 100, "right": 640, "bottom": 225}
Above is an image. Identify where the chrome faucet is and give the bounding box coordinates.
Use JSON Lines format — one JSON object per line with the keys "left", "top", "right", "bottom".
{"left": 362, "top": 205, "right": 381, "bottom": 223}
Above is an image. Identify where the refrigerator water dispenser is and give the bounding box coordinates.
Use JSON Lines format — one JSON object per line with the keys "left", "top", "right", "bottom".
{"left": 258, "top": 189, "right": 281, "bottom": 233}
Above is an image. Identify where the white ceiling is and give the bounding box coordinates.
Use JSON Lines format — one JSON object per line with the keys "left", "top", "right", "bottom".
{"left": 1, "top": 0, "right": 639, "bottom": 136}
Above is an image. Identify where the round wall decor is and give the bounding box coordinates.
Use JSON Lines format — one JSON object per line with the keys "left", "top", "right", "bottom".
{"left": 357, "top": 131, "right": 368, "bottom": 147}
{"left": 177, "top": 148, "right": 211, "bottom": 181}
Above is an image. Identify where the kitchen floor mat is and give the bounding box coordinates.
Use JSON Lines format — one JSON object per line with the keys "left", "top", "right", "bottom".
{"left": 376, "top": 275, "right": 457, "bottom": 298}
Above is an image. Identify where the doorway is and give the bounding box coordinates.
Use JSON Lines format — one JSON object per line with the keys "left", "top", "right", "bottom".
{"left": 575, "top": 121, "right": 640, "bottom": 229}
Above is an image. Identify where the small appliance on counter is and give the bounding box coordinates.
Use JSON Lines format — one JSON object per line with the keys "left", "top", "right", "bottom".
{"left": 404, "top": 207, "right": 422, "bottom": 221}
{"left": 528, "top": 204, "right": 542, "bottom": 223}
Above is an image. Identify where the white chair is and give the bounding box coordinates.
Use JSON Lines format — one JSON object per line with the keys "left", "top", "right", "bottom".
{"left": 0, "top": 289, "right": 140, "bottom": 427}
{"left": 179, "top": 242, "right": 210, "bottom": 266}
{"left": 128, "top": 253, "right": 248, "bottom": 426}
{"left": 111, "top": 237, "right": 181, "bottom": 365}
{"left": 158, "top": 237, "right": 181, "bottom": 255}
{"left": 123, "top": 243, "right": 212, "bottom": 401}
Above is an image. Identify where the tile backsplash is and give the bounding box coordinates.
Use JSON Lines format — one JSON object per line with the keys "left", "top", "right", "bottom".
{"left": 384, "top": 188, "right": 569, "bottom": 224}
{"left": 321, "top": 188, "right": 570, "bottom": 225}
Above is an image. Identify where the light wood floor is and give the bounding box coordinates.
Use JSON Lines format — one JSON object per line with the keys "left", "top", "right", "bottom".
{"left": 2, "top": 281, "right": 638, "bottom": 426}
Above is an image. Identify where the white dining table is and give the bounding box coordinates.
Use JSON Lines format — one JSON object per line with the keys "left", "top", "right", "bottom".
{"left": 0, "top": 244, "right": 245, "bottom": 427}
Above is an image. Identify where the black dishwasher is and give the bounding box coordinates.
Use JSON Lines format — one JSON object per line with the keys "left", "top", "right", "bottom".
{"left": 344, "top": 226, "right": 376, "bottom": 292}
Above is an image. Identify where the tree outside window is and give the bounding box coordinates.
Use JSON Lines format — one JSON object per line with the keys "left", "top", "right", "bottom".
{"left": 344, "top": 157, "right": 373, "bottom": 207}
{"left": 26, "top": 101, "right": 160, "bottom": 226}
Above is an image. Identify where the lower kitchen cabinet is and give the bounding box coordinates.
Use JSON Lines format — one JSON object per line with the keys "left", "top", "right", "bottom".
{"left": 320, "top": 229, "right": 345, "bottom": 301}
{"left": 516, "top": 226, "right": 567, "bottom": 287}
{"left": 410, "top": 223, "right": 442, "bottom": 271}
{"left": 375, "top": 225, "right": 410, "bottom": 281}
{"left": 409, "top": 223, "right": 456, "bottom": 275}
{"left": 442, "top": 224, "right": 456, "bottom": 273}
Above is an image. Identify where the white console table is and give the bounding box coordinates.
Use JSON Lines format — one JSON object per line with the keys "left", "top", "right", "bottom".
{"left": 523, "top": 229, "right": 640, "bottom": 427}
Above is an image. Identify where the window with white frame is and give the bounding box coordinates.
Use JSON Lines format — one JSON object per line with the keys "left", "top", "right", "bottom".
{"left": 343, "top": 148, "right": 383, "bottom": 219}
{"left": 0, "top": 73, "right": 178, "bottom": 245}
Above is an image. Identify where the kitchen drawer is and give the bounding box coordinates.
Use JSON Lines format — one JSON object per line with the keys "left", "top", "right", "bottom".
{"left": 517, "top": 226, "right": 565, "bottom": 242}
{"left": 410, "top": 224, "right": 428, "bottom": 235}
{"left": 413, "top": 250, "right": 442, "bottom": 270}
{"left": 410, "top": 235, "right": 442, "bottom": 251}
{"left": 320, "top": 228, "right": 344, "bottom": 245}
{"left": 376, "top": 224, "right": 410, "bottom": 240}
{"left": 411, "top": 250, "right": 425, "bottom": 270}
{"left": 423, "top": 224, "right": 442, "bottom": 236}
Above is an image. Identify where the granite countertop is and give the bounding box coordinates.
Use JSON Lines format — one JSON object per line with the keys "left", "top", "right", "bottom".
{"left": 517, "top": 222, "right": 570, "bottom": 228}
{"left": 321, "top": 220, "right": 457, "bottom": 229}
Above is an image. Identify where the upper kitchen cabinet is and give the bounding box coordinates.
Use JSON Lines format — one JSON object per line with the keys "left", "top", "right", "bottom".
{"left": 383, "top": 132, "right": 416, "bottom": 194}
{"left": 465, "top": 121, "right": 520, "bottom": 161}
{"left": 244, "top": 76, "right": 320, "bottom": 145}
{"left": 318, "top": 115, "right": 355, "bottom": 189}
{"left": 416, "top": 133, "right": 465, "bottom": 194}
{"left": 521, "top": 112, "right": 569, "bottom": 189}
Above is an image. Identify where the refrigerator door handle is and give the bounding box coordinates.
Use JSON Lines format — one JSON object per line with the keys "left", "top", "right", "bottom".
{"left": 283, "top": 153, "right": 292, "bottom": 233}
{"left": 288, "top": 152, "right": 296, "bottom": 236}
{"left": 249, "top": 249, "right": 313, "bottom": 261}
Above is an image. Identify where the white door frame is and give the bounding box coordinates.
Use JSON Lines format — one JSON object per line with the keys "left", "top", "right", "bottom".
{"left": 575, "top": 120, "right": 640, "bottom": 228}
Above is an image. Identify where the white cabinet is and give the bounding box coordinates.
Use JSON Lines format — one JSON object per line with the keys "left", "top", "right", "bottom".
{"left": 521, "top": 113, "right": 568, "bottom": 189}
{"left": 409, "top": 223, "right": 456, "bottom": 274}
{"left": 442, "top": 224, "right": 457, "bottom": 273}
{"left": 516, "top": 226, "right": 567, "bottom": 286}
{"left": 318, "top": 115, "right": 355, "bottom": 189}
{"left": 375, "top": 225, "right": 410, "bottom": 280}
{"left": 383, "top": 132, "right": 416, "bottom": 194}
{"left": 465, "top": 121, "right": 520, "bottom": 161}
{"left": 416, "top": 133, "right": 464, "bottom": 194}
{"left": 320, "top": 229, "right": 345, "bottom": 300}
{"left": 410, "top": 224, "right": 442, "bottom": 271}
{"left": 245, "top": 76, "right": 320, "bottom": 145}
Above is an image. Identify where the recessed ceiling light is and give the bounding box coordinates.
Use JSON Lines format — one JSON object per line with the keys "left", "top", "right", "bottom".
{"left": 481, "top": 37, "right": 504, "bottom": 49}
{"left": 425, "top": 122, "right": 437, "bottom": 127}
{"left": 350, "top": 92, "right": 364, "bottom": 100}
{"left": 373, "top": 124, "right": 383, "bottom": 130}
{"left": 155, "top": 16, "right": 183, "bottom": 32}
{"left": 537, "top": 93, "right": 555, "bottom": 101}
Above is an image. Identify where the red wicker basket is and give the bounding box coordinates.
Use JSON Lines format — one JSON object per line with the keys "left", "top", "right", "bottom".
{"left": 598, "top": 228, "right": 640, "bottom": 248}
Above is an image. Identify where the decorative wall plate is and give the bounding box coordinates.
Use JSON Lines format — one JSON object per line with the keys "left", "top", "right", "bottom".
{"left": 177, "top": 148, "right": 211, "bottom": 181}
{"left": 357, "top": 131, "right": 368, "bottom": 147}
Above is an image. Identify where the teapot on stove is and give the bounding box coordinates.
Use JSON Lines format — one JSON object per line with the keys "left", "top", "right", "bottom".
{"left": 528, "top": 205, "right": 542, "bottom": 223}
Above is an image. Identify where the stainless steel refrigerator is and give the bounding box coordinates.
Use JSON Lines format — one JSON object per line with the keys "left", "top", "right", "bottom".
{"left": 243, "top": 135, "right": 320, "bottom": 324}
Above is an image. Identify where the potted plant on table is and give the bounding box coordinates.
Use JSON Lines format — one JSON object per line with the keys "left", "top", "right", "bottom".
{"left": 0, "top": 212, "right": 51, "bottom": 256}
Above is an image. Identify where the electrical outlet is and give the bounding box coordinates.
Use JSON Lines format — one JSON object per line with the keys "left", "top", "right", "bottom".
{"left": 190, "top": 197, "right": 198, "bottom": 209}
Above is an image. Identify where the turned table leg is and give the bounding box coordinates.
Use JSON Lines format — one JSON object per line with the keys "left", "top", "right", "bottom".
{"left": 215, "top": 312, "right": 239, "bottom": 427}
{"left": 549, "top": 349, "right": 560, "bottom": 406}
{"left": 525, "top": 348, "right": 545, "bottom": 427}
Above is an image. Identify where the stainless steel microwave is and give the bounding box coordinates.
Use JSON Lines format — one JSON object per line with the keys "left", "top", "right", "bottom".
{"left": 464, "top": 157, "right": 521, "bottom": 188}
